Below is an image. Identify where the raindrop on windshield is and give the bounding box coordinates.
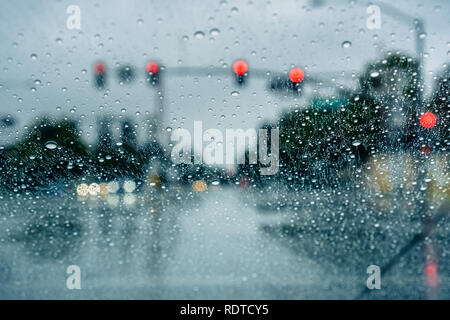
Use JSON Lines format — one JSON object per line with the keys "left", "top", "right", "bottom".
{"left": 44, "top": 141, "right": 58, "bottom": 150}
{"left": 194, "top": 31, "right": 205, "bottom": 39}
{"left": 210, "top": 28, "right": 220, "bottom": 36}
{"left": 341, "top": 41, "right": 352, "bottom": 48}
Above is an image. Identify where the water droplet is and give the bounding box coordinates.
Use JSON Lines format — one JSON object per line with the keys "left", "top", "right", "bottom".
{"left": 341, "top": 40, "right": 352, "bottom": 48}
{"left": 352, "top": 140, "right": 361, "bottom": 147}
{"left": 194, "top": 31, "right": 205, "bottom": 39}
{"left": 30, "top": 53, "right": 38, "bottom": 60}
{"left": 231, "top": 91, "right": 239, "bottom": 96}
{"left": 370, "top": 71, "right": 380, "bottom": 78}
{"left": 209, "top": 28, "right": 220, "bottom": 36}
{"left": 45, "top": 141, "right": 58, "bottom": 150}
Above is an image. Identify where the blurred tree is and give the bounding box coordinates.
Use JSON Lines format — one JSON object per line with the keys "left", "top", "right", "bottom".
{"left": 92, "top": 116, "right": 118, "bottom": 181}
{"left": 0, "top": 117, "right": 88, "bottom": 192}
{"left": 359, "top": 52, "right": 421, "bottom": 149}
{"left": 277, "top": 95, "right": 384, "bottom": 187}
{"left": 111, "top": 118, "right": 147, "bottom": 181}
{"left": 268, "top": 52, "right": 421, "bottom": 187}
{"left": 236, "top": 122, "right": 276, "bottom": 188}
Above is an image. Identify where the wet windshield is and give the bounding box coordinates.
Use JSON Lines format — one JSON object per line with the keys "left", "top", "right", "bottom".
{"left": 0, "top": 0, "right": 448, "bottom": 299}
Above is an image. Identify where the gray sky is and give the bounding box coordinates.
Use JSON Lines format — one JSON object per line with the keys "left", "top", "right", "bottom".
{"left": 0, "top": 0, "right": 449, "bottom": 145}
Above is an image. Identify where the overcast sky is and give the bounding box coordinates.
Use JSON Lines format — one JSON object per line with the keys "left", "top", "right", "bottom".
{"left": 0, "top": 0, "right": 449, "bottom": 145}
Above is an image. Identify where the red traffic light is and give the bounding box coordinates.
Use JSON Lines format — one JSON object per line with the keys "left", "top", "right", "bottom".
{"left": 94, "top": 62, "right": 106, "bottom": 75}
{"left": 419, "top": 112, "right": 437, "bottom": 129}
{"left": 289, "top": 67, "right": 304, "bottom": 83}
{"left": 419, "top": 144, "right": 431, "bottom": 156}
{"left": 233, "top": 60, "right": 248, "bottom": 76}
{"left": 146, "top": 61, "right": 159, "bottom": 74}
{"left": 424, "top": 260, "right": 439, "bottom": 288}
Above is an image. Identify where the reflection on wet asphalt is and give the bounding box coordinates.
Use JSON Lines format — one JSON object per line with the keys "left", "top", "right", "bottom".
{"left": 0, "top": 186, "right": 447, "bottom": 299}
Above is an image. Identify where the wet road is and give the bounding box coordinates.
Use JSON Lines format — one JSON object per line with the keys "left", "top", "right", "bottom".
{"left": 0, "top": 186, "right": 447, "bottom": 299}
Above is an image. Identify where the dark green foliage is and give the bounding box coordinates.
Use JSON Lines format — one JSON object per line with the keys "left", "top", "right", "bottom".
{"left": 277, "top": 94, "right": 385, "bottom": 185}
{"left": 258, "top": 52, "right": 423, "bottom": 187}
{"left": 0, "top": 118, "right": 89, "bottom": 192}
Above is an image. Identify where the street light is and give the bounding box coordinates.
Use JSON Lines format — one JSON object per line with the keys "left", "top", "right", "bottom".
{"left": 117, "top": 64, "right": 135, "bottom": 83}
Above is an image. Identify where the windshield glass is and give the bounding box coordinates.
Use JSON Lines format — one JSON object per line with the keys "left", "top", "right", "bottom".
{"left": 0, "top": 0, "right": 448, "bottom": 299}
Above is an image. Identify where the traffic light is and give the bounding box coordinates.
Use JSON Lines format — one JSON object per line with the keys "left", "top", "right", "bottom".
{"left": 419, "top": 111, "right": 437, "bottom": 129}
{"left": 269, "top": 75, "right": 287, "bottom": 91}
{"left": 117, "top": 64, "right": 135, "bottom": 84}
{"left": 269, "top": 67, "right": 305, "bottom": 95}
{"left": 417, "top": 112, "right": 437, "bottom": 156}
{"left": 288, "top": 67, "right": 304, "bottom": 93}
{"left": 419, "top": 144, "right": 431, "bottom": 156}
{"left": 146, "top": 61, "right": 160, "bottom": 86}
{"left": 232, "top": 60, "right": 248, "bottom": 85}
{"left": 94, "top": 62, "right": 106, "bottom": 89}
